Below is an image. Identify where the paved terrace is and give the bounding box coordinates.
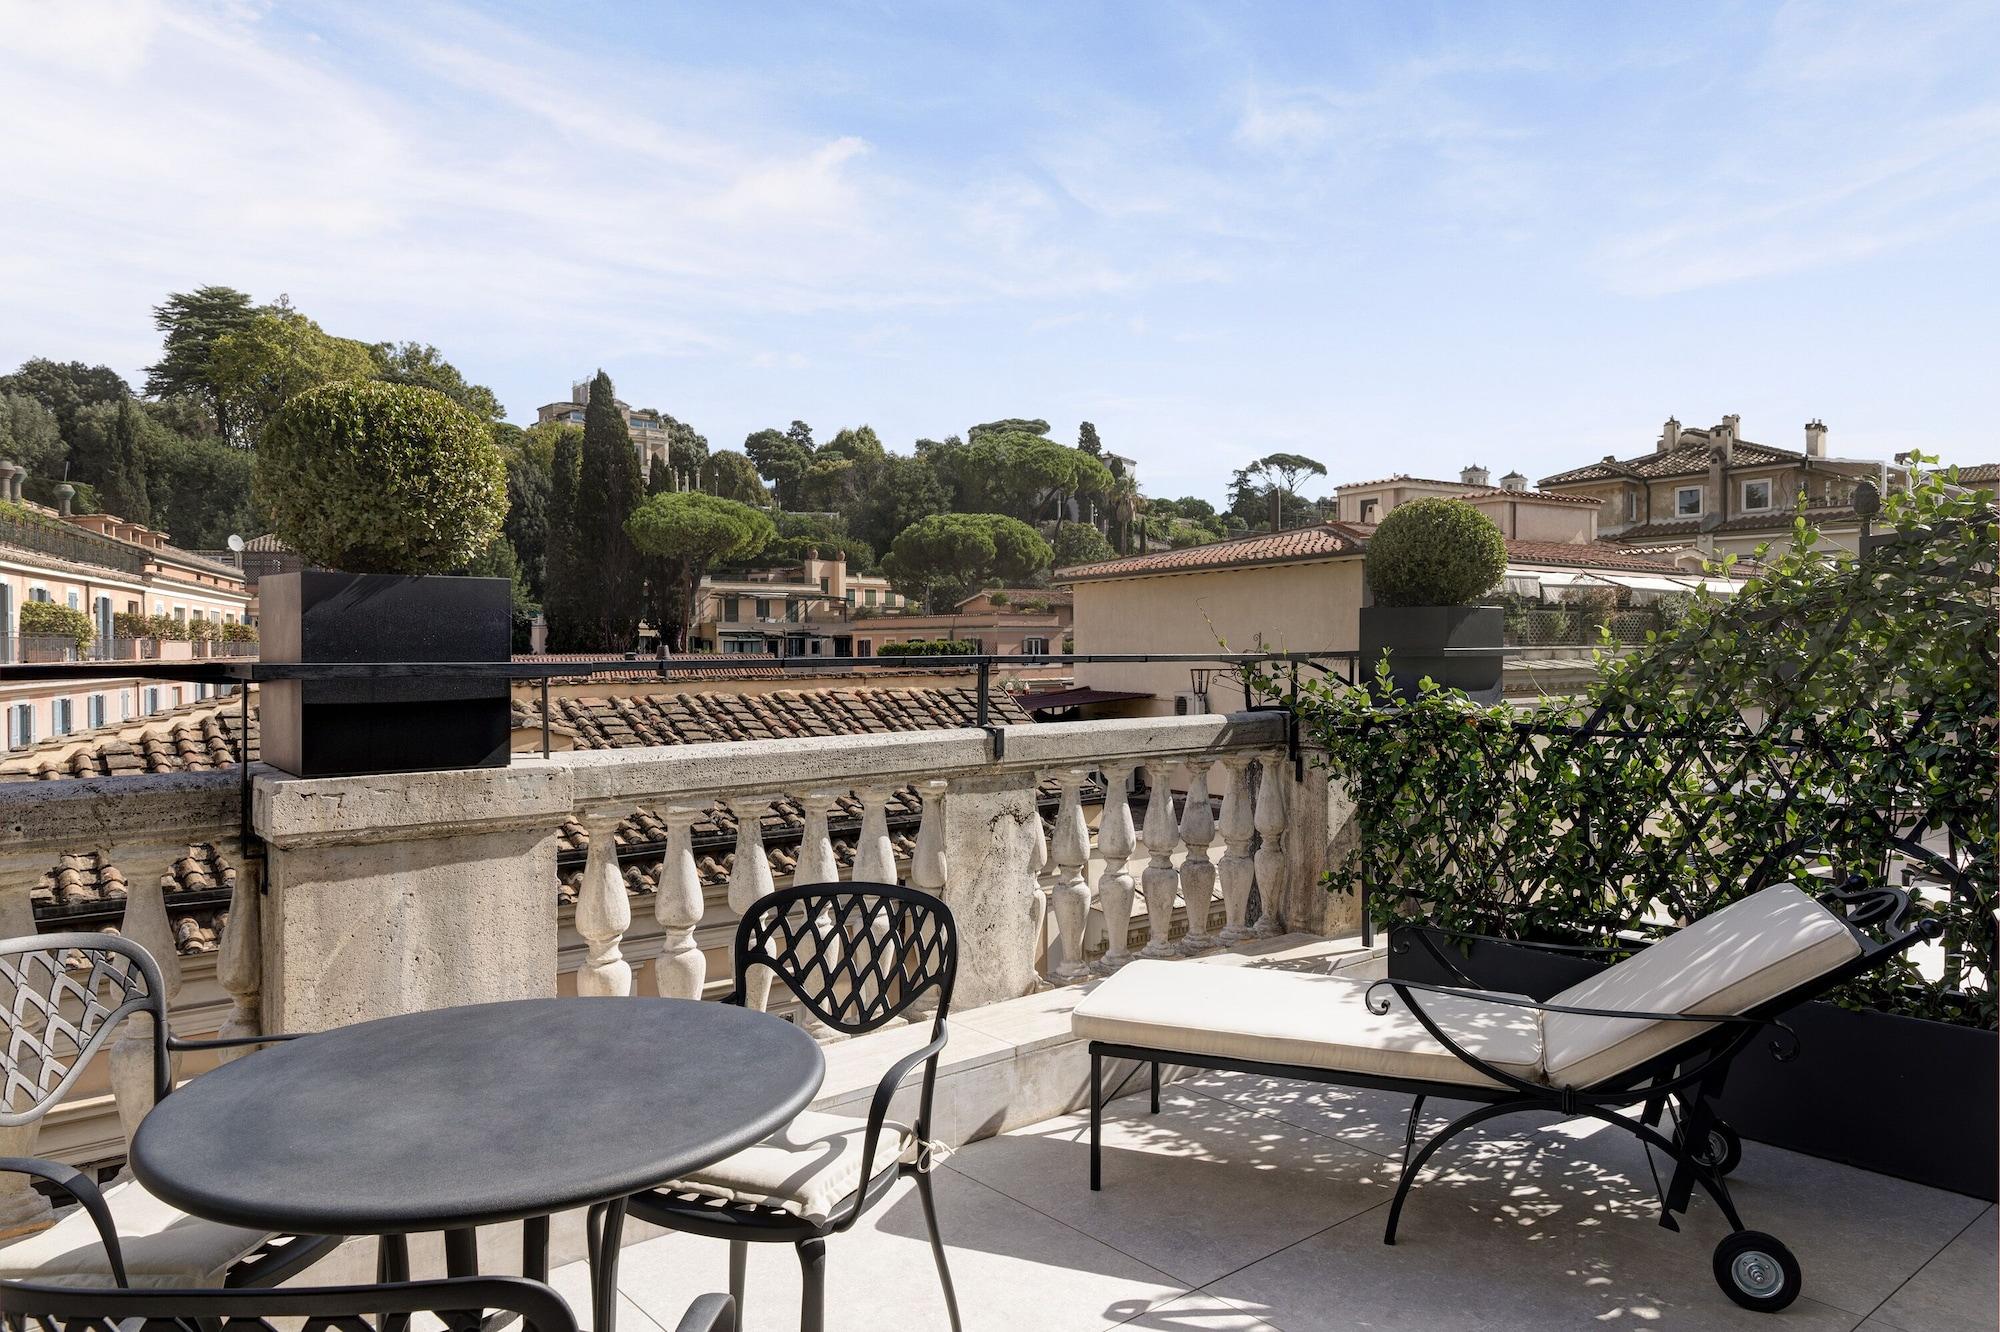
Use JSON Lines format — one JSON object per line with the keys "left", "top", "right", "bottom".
{"left": 523, "top": 954, "right": 1994, "bottom": 1332}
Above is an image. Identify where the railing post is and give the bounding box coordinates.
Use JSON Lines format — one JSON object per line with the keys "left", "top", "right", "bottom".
{"left": 109, "top": 866, "right": 182, "bottom": 1159}
{"left": 910, "top": 779, "right": 948, "bottom": 898}
{"left": 1138, "top": 761, "right": 1183, "bottom": 958}
{"left": 1216, "top": 755, "right": 1256, "bottom": 943}
{"left": 791, "top": 790, "right": 845, "bottom": 1036}
{"left": 1048, "top": 768, "right": 1092, "bottom": 980}
{"left": 729, "top": 794, "right": 779, "bottom": 1012}
{"left": 1253, "top": 752, "right": 1288, "bottom": 937}
{"left": 1177, "top": 758, "right": 1218, "bottom": 953}
{"left": 214, "top": 850, "right": 263, "bottom": 1059}
{"left": 1029, "top": 774, "right": 1053, "bottom": 976}
{"left": 653, "top": 807, "right": 707, "bottom": 1000}
{"left": 574, "top": 808, "right": 634, "bottom": 997}
{"left": 1093, "top": 763, "right": 1138, "bottom": 971}
{"left": 851, "top": 785, "right": 898, "bottom": 884}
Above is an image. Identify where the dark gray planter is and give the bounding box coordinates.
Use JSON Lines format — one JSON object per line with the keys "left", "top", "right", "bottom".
{"left": 259, "top": 571, "right": 511, "bottom": 779}
{"left": 1358, "top": 604, "right": 1503, "bottom": 703}
{"left": 1388, "top": 924, "right": 1998, "bottom": 1201}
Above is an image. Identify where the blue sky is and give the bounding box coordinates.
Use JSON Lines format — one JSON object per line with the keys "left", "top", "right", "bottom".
{"left": 1, "top": 1, "right": 1995, "bottom": 502}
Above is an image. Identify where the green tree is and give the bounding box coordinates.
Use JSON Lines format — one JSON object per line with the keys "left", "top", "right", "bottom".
{"left": 0, "top": 392, "right": 65, "bottom": 476}
{"left": 881, "top": 513, "right": 1052, "bottom": 612}
{"left": 743, "top": 425, "right": 812, "bottom": 509}
{"left": 847, "top": 452, "right": 948, "bottom": 560}
{"left": 1051, "top": 520, "right": 1114, "bottom": 568}
{"left": 207, "top": 301, "right": 376, "bottom": 446}
{"left": 99, "top": 398, "right": 152, "bottom": 523}
{"left": 625, "top": 492, "right": 776, "bottom": 651}
{"left": 518, "top": 420, "right": 578, "bottom": 474}
{"left": 699, "top": 449, "right": 769, "bottom": 504}
{"left": 370, "top": 341, "right": 503, "bottom": 422}
{"left": 659, "top": 413, "right": 710, "bottom": 489}
{"left": 0, "top": 358, "right": 129, "bottom": 445}
{"left": 502, "top": 447, "right": 552, "bottom": 598}
{"left": 1078, "top": 421, "right": 1102, "bottom": 454}
{"left": 146, "top": 428, "right": 257, "bottom": 549}
{"left": 453, "top": 534, "right": 540, "bottom": 652}
{"left": 542, "top": 428, "right": 586, "bottom": 650}
{"left": 1230, "top": 452, "right": 1327, "bottom": 531}
{"left": 798, "top": 425, "right": 886, "bottom": 511}
{"left": 145, "top": 286, "right": 255, "bottom": 438}
{"left": 559, "top": 370, "right": 646, "bottom": 649}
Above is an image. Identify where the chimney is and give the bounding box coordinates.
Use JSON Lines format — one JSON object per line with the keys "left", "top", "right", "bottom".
{"left": 1499, "top": 470, "right": 1527, "bottom": 491}
{"left": 11, "top": 466, "right": 25, "bottom": 503}
{"left": 1805, "top": 419, "right": 1827, "bottom": 459}
{"left": 1715, "top": 414, "right": 1739, "bottom": 463}
{"left": 1460, "top": 463, "right": 1490, "bottom": 488}
{"left": 1659, "top": 417, "right": 1680, "bottom": 454}
{"left": 55, "top": 483, "right": 74, "bottom": 516}
{"left": 0, "top": 460, "right": 14, "bottom": 503}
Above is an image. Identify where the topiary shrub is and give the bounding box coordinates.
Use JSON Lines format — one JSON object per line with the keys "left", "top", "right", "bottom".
{"left": 877, "top": 638, "right": 978, "bottom": 657}
{"left": 18, "top": 601, "right": 93, "bottom": 650}
{"left": 254, "top": 381, "right": 507, "bottom": 575}
{"left": 1365, "top": 498, "right": 1507, "bottom": 607}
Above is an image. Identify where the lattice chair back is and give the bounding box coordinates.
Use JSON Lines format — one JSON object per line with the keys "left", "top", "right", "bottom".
{"left": 0, "top": 932, "right": 166, "bottom": 1129}
{"left": 733, "top": 882, "right": 957, "bottom": 1035}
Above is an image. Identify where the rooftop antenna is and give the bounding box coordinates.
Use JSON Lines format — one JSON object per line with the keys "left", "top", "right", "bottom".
{"left": 227, "top": 533, "right": 246, "bottom": 553}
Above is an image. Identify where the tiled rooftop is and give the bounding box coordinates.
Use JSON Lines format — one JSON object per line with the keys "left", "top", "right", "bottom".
{"left": 1539, "top": 434, "right": 1807, "bottom": 486}
{"left": 1058, "top": 525, "right": 1690, "bottom": 582}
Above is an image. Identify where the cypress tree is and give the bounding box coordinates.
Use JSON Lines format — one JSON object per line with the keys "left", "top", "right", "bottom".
{"left": 572, "top": 370, "right": 644, "bottom": 650}
{"left": 542, "top": 427, "right": 585, "bottom": 650}
{"left": 100, "top": 398, "right": 152, "bottom": 523}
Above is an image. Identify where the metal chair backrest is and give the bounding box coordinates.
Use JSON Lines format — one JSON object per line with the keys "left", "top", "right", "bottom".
{"left": 0, "top": 932, "right": 166, "bottom": 1129}
{"left": 0, "top": 1274, "right": 585, "bottom": 1332}
{"left": 732, "top": 882, "right": 957, "bottom": 1035}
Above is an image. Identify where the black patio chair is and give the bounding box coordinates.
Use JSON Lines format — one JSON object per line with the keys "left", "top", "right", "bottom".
{"left": 0, "top": 932, "right": 342, "bottom": 1289}
{"left": 626, "top": 882, "right": 961, "bottom": 1332}
{"left": 0, "top": 1272, "right": 736, "bottom": 1332}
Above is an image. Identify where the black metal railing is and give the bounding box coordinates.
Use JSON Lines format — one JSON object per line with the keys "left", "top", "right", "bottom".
{"left": 0, "top": 635, "right": 156, "bottom": 665}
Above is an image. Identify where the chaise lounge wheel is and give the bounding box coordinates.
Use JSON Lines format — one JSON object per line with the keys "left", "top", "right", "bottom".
{"left": 1678, "top": 1120, "right": 1742, "bottom": 1176}
{"left": 1713, "top": 1230, "right": 1800, "bottom": 1313}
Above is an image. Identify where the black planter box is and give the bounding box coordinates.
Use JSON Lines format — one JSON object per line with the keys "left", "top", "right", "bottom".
{"left": 1359, "top": 604, "right": 1503, "bottom": 703}
{"left": 1388, "top": 923, "right": 1998, "bottom": 1201}
{"left": 259, "top": 571, "right": 511, "bottom": 779}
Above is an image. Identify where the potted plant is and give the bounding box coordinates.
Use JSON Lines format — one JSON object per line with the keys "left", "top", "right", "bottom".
{"left": 17, "top": 601, "right": 93, "bottom": 661}
{"left": 253, "top": 380, "right": 510, "bottom": 778}
{"left": 1358, "top": 497, "right": 1508, "bottom": 702}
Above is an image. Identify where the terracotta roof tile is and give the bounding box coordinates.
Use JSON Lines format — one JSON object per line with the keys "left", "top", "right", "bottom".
{"left": 1500, "top": 540, "right": 1685, "bottom": 573}
{"left": 1539, "top": 437, "right": 1802, "bottom": 486}
{"left": 1456, "top": 487, "right": 1601, "bottom": 506}
{"left": 1950, "top": 463, "right": 2000, "bottom": 485}
{"left": 1057, "top": 524, "right": 1365, "bottom": 581}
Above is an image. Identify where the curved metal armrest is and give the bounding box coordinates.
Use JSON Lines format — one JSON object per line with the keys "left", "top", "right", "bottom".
{"left": 1365, "top": 978, "right": 1778, "bottom": 1031}
{"left": 850, "top": 1026, "right": 949, "bottom": 1211}
{"left": 674, "top": 1291, "right": 737, "bottom": 1332}
{"left": 167, "top": 1031, "right": 304, "bottom": 1053}
{"left": 0, "top": 1275, "right": 579, "bottom": 1332}
{"left": 0, "top": 1156, "right": 128, "bottom": 1287}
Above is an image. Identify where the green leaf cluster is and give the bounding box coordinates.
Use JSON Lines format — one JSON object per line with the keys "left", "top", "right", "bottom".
{"left": 18, "top": 601, "right": 93, "bottom": 649}
{"left": 876, "top": 638, "right": 979, "bottom": 657}
{"left": 1364, "top": 497, "right": 1507, "bottom": 607}
{"left": 254, "top": 380, "right": 507, "bottom": 575}
{"left": 880, "top": 513, "right": 1052, "bottom": 612}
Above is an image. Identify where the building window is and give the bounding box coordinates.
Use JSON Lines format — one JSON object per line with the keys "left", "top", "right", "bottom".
{"left": 845, "top": 589, "right": 855, "bottom": 605}
{"left": 66, "top": 591, "right": 79, "bottom": 610}
{"left": 1675, "top": 486, "right": 1703, "bottom": 517}
{"left": 144, "top": 687, "right": 160, "bottom": 715}
{"left": 1624, "top": 490, "right": 1638, "bottom": 521}
{"left": 120, "top": 691, "right": 132, "bottom": 720}
{"left": 87, "top": 694, "right": 105, "bottom": 728}
{"left": 1742, "top": 479, "right": 1773, "bottom": 512}
{"left": 1023, "top": 637, "right": 1049, "bottom": 655}
{"left": 52, "top": 698, "right": 73, "bottom": 735}
{"left": 856, "top": 640, "right": 872, "bottom": 657}
{"left": 29, "top": 587, "right": 51, "bottom": 603}
{"left": 1360, "top": 499, "right": 1379, "bottom": 523}
{"left": 819, "top": 577, "right": 829, "bottom": 593}
{"left": 5, "top": 703, "right": 30, "bottom": 750}
{"left": 865, "top": 588, "right": 877, "bottom": 606}
{"left": 722, "top": 595, "right": 740, "bottom": 621}
{"left": 755, "top": 597, "right": 771, "bottom": 619}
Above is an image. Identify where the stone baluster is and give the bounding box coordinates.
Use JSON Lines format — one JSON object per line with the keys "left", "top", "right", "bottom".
{"left": 574, "top": 809, "right": 634, "bottom": 997}
{"left": 1254, "top": 754, "right": 1289, "bottom": 937}
{"left": 791, "top": 790, "right": 844, "bottom": 1035}
{"left": 1028, "top": 776, "right": 1053, "bottom": 975}
{"left": 109, "top": 865, "right": 183, "bottom": 1157}
{"left": 653, "top": 807, "right": 707, "bottom": 1000}
{"left": 1047, "top": 769, "right": 1093, "bottom": 980}
{"left": 850, "top": 785, "right": 898, "bottom": 884}
{"left": 0, "top": 884, "right": 50, "bottom": 1236}
{"left": 1138, "top": 761, "right": 1184, "bottom": 958}
{"left": 1216, "top": 756, "right": 1257, "bottom": 943}
{"left": 728, "top": 795, "right": 779, "bottom": 1012}
{"left": 1178, "top": 759, "right": 1219, "bottom": 953}
{"left": 910, "top": 780, "right": 948, "bottom": 898}
{"left": 1094, "top": 763, "right": 1139, "bottom": 971}
{"left": 213, "top": 854, "right": 262, "bottom": 1059}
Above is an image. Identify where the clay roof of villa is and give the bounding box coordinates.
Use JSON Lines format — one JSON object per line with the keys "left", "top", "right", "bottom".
{"left": 0, "top": 700, "right": 254, "bottom": 783}
{"left": 1056, "top": 524, "right": 1368, "bottom": 582}
{"left": 1539, "top": 431, "right": 1810, "bottom": 487}
{"left": 1456, "top": 486, "right": 1602, "bottom": 506}
{"left": 1950, "top": 463, "right": 2000, "bottom": 486}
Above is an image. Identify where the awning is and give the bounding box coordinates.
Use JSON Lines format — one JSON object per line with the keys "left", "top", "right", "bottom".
{"left": 1505, "top": 569, "right": 1739, "bottom": 598}
{"left": 1018, "top": 688, "right": 1154, "bottom": 713}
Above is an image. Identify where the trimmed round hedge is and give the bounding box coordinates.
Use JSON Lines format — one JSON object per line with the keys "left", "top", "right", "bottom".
{"left": 1365, "top": 497, "right": 1507, "bottom": 607}
{"left": 254, "top": 381, "right": 507, "bottom": 575}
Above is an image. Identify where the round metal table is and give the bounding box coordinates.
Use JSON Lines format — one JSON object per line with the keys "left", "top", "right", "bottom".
{"left": 132, "top": 997, "right": 823, "bottom": 1329}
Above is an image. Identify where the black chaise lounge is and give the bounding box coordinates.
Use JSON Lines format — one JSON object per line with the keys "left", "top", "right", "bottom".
{"left": 1072, "top": 880, "right": 1939, "bottom": 1313}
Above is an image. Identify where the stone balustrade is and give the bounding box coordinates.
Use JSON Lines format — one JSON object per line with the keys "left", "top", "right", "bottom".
{"left": 0, "top": 711, "right": 1350, "bottom": 1173}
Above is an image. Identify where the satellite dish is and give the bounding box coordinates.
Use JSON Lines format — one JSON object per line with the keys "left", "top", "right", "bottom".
{"left": 226, "top": 534, "right": 246, "bottom": 552}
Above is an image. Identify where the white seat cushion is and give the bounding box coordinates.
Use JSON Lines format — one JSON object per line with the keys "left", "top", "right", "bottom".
{"left": 663, "top": 1110, "right": 916, "bottom": 1224}
{"left": 0, "top": 1176, "right": 269, "bottom": 1289}
{"left": 1070, "top": 960, "right": 1543, "bottom": 1089}
{"left": 1541, "top": 884, "right": 1860, "bottom": 1089}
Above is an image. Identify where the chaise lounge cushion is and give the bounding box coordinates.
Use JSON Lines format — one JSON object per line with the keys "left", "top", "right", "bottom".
{"left": 0, "top": 1176, "right": 269, "bottom": 1289}
{"left": 1541, "top": 883, "right": 1860, "bottom": 1089}
{"left": 1071, "top": 960, "right": 1543, "bottom": 1089}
